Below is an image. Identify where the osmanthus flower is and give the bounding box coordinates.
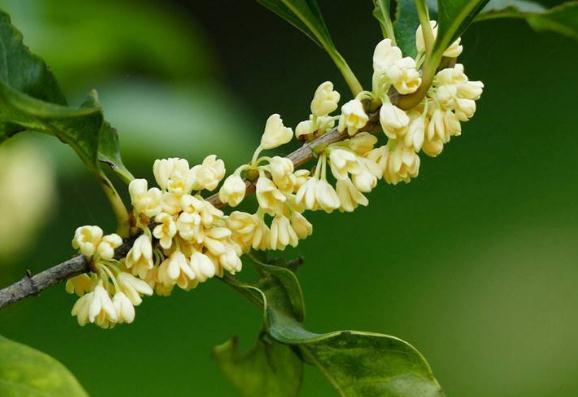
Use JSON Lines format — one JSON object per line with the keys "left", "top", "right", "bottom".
{"left": 65, "top": 21, "right": 486, "bottom": 329}
{"left": 219, "top": 174, "right": 246, "bottom": 207}
{"left": 336, "top": 178, "right": 369, "bottom": 212}
{"left": 191, "top": 155, "right": 226, "bottom": 191}
{"left": 117, "top": 272, "right": 153, "bottom": 305}
{"left": 129, "top": 179, "right": 162, "bottom": 218}
{"left": 71, "top": 282, "right": 118, "bottom": 328}
{"left": 125, "top": 234, "right": 154, "bottom": 279}
{"left": 72, "top": 226, "right": 103, "bottom": 257}
{"left": 369, "top": 141, "right": 421, "bottom": 185}
{"left": 153, "top": 158, "right": 193, "bottom": 196}
{"left": 157, "top": 250, "right": 197, "bottom": 290}
{"left": 372, "top": 39, "right": 421, "bottom": 97}
{"left": 260, "top": 114, "right": 293, "bottom": 150}
{"left": 416, "top": 21, "right": 463, "bottom": 58}
{"left": 296, "top": 81, "right": 341, "bottom": 140}
{"left": 190, "top": 251, "right": 217, "bottom": 282}
{"left": 338, "top": 99, "right": 369, "bottom": 136}
{"left": 311, "top": 81, "right": 341, "bottom": 117}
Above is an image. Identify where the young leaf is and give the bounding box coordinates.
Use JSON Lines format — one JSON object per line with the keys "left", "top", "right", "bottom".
{"left": 394, "top": 0, "right": 422, "bottom": 57}
{"left": 0, "top": 335, "right": 88, "bottom": 397}
{"left": 256, "top": 0, "right": 363, "bottom": 94}
{"left": 476, "top": 1, "right": 578, "bottom": 41}
{"left": 373, "top": 0, "right": 397, "bottom": 43}
{"left": 434, "top": 0, "right": 490, "bottom": 55}
{"left": 214, "top": 335, "right": 303, "bottom": 397}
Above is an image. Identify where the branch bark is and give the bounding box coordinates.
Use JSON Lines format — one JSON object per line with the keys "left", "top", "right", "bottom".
{"left": 0, "top": 112, "right": 380, "bottom": 310}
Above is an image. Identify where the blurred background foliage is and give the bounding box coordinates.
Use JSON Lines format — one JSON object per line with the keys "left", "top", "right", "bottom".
{"left": 0, "top": 0, "right": 577, "bottom": 396}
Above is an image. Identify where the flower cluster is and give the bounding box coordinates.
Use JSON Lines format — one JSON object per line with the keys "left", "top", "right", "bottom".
{"left": 67, "top": 21, "right": 483, "bottom": 328}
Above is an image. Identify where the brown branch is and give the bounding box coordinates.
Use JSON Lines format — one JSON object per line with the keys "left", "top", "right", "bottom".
{"left": 0, "top": 112, "right": 380, "bottom": 310}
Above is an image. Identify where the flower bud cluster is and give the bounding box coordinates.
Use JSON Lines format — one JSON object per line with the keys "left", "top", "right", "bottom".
{"left": 67, "top": 20, "right": 483, "bottom": 328}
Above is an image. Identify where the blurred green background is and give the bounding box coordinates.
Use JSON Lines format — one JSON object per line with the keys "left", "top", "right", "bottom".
{"left": 1, "top": 0, "right": 578, "bottom": 396}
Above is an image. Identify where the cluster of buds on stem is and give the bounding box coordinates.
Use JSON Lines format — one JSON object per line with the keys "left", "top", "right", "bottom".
{"left": 67, "top": 21, "right": 483, "bottom": 328}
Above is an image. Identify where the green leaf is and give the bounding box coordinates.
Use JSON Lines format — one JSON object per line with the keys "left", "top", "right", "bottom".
{"left": 0, "top": 10, "right": 65, "bottom": 105}
{"left": 476, "top": 1, "right": 578, "bottom": 41}
{"left": 0, "top": 9, "right": 132, "bottom": 181}
{"left": 393, "top": 0, "right": 421, "bottom": 57}
{"left": 434, "top": 0, "right": 490, "bottom": 55}
{"left": 373, "top": 0, "right": 397, "bottom": 42}
{"left": 225, "top": 264, "right": 445, "bottom": 397}
{"left": 0, "top": 335, "right": 88, "bottom": 397}
{"left": 256, "top": 0, "right": 363, "bottom": 94}
{"left": 214, "top": 335, "right": 303, "bottom": 397}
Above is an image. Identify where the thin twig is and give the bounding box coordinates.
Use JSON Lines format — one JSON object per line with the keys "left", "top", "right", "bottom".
{"left": 0, "top": 112, "right": 380, "bottom": 310}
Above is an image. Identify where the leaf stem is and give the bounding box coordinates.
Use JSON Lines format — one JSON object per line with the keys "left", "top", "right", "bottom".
{"left": 98, "top": 173, "right": 130, "bottom": 237}
{"left": 330, "top": 52, "right": 363, "bottom": 96}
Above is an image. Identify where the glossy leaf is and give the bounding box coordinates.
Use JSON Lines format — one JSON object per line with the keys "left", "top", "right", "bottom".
{"left": 0, "top": 10, "right": 131, "bottom": 180}
{"left": 393, "top": 0, "right": 421, "bottom": 57}
{"left": 0, "top": 335, "right": 88, "bottom": 397}
{"left": 214, "top": 335, "right": 303, "bottom": 397}
{"left": 256, "top": 0, "right": 363, "bottom": 94}
{"left": 256, "top": 0, "right": 333, "bottom": 49}
{"left": 476, "top": 1, "right": 578, "bottom": 41}
{"left": 225, "top": 264, "right": 445, "bottom": 397}
{"left": 0, "top": 10, "right": 65, "bottom": 105}
{"left": 434, "top": 0, "right": 490, "bottom": 55}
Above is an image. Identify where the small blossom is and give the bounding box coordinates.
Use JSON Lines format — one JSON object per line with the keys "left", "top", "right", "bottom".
{"left": 295, "top": 119, "right": 316, "bottom": 139}
{"left": 269, "top": 215, "right": 298, "bottom": 250}
{"left": 191, "top": 155, "right": 226, "bottom": 191}
{"left": 269, "top": 156, "right": 295, "bottom": 193}
{"left": 380, "top": 102, "right": 410, "bottom": 139}
{"left": 89, "top": 283, "right": 118, "bottom": 328}
{"left": 290, "top": 212, "right": 313, "bottom": 240}
{"left": 157, "top": 251, "right": 196, "bottom": 290}
{"left": 125, "top": 234, "right": 154, "bottom": 279}
{"left": 256, "top": 175, "right": 286, "bottom": 214}
{"left": 219, "top": 174, "right": 246, "bottom": 207}
{"left": 336, "top": 179, "right": 369, "bottom": 212}
{"left": 72, "top": 226, "right": 103, "bottom": 257}
{"left": 295, "top": 177, "right": 319, "bottom": 211}
{"left": 329, "top": 148, "right": 359, "bottom": 180}
{"left": 190, "top": 252, "right": 216, "bottom": 282}
{"left": 404, "top": 113, "right": 426, "bottom": 152}
{"left": 261, "top": 114, "right": 293, "bottom": 150}
{"left": 373, "top": 39, "right": 402, "bottom": 74}
{"left": 112, "top": 292, "right": 135, "bottom": 324}
{"left": 153, "top": 213, "right": 177, "bottom": 250}
{"left": 311, "top": 81, "right": 340, "bottom": 117}
{"left": 96, "top": 233, "right": 123, "bottom": 260}
{"left": 220, "top": 248, "right": 243, "bottom": 274}
{"left": 315, "top": 179, "right": 341, "bottom": 213}
{"left": 66, "top": 274, "right": 95, "bottom": 296}
{"left": 348, "top": 132, "right": 377, "bottom": 155}
{"left": 129, "top": 179, "right": 162, "bottom": 218}
{"left": 117, "top": 272, "right": 153, "bottom": 306}
{"left": 338, "top": 99, "right": 368, "bottom": 136}
{"left": 416, "top": 21, "right": 463, "bottom": 58}
{"left": 153, "top": 158, "right": 193, "bottom": 195}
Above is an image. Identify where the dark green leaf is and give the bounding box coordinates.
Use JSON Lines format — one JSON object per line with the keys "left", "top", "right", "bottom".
{"left": 0, "top": 10, "right": 65, "bottom": 105}
{"left": 476, "top": 1, "right": 578, "bottom": 41}
{"left": 0, "top": 335, "right": 88, "bottom": 397}
{"left": 214, "top": 335, "right": 303, "bottom": 397}
{"left": 226, "top": 264, "right": 445, "bottom": 397}
{"left": 394, "top": 0, "right": 421, "bottom": 57}
{"left": 0, "top": 10, "right": 132, "bottom": 180}
{"left": 435, "top": 0, "right": 490, "bottom": 55}
{"left": 256, "top": 0, "right": 363, "bottom": 94}
{"left": 256, "top": 0, "right": 333, "bottom": 49}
